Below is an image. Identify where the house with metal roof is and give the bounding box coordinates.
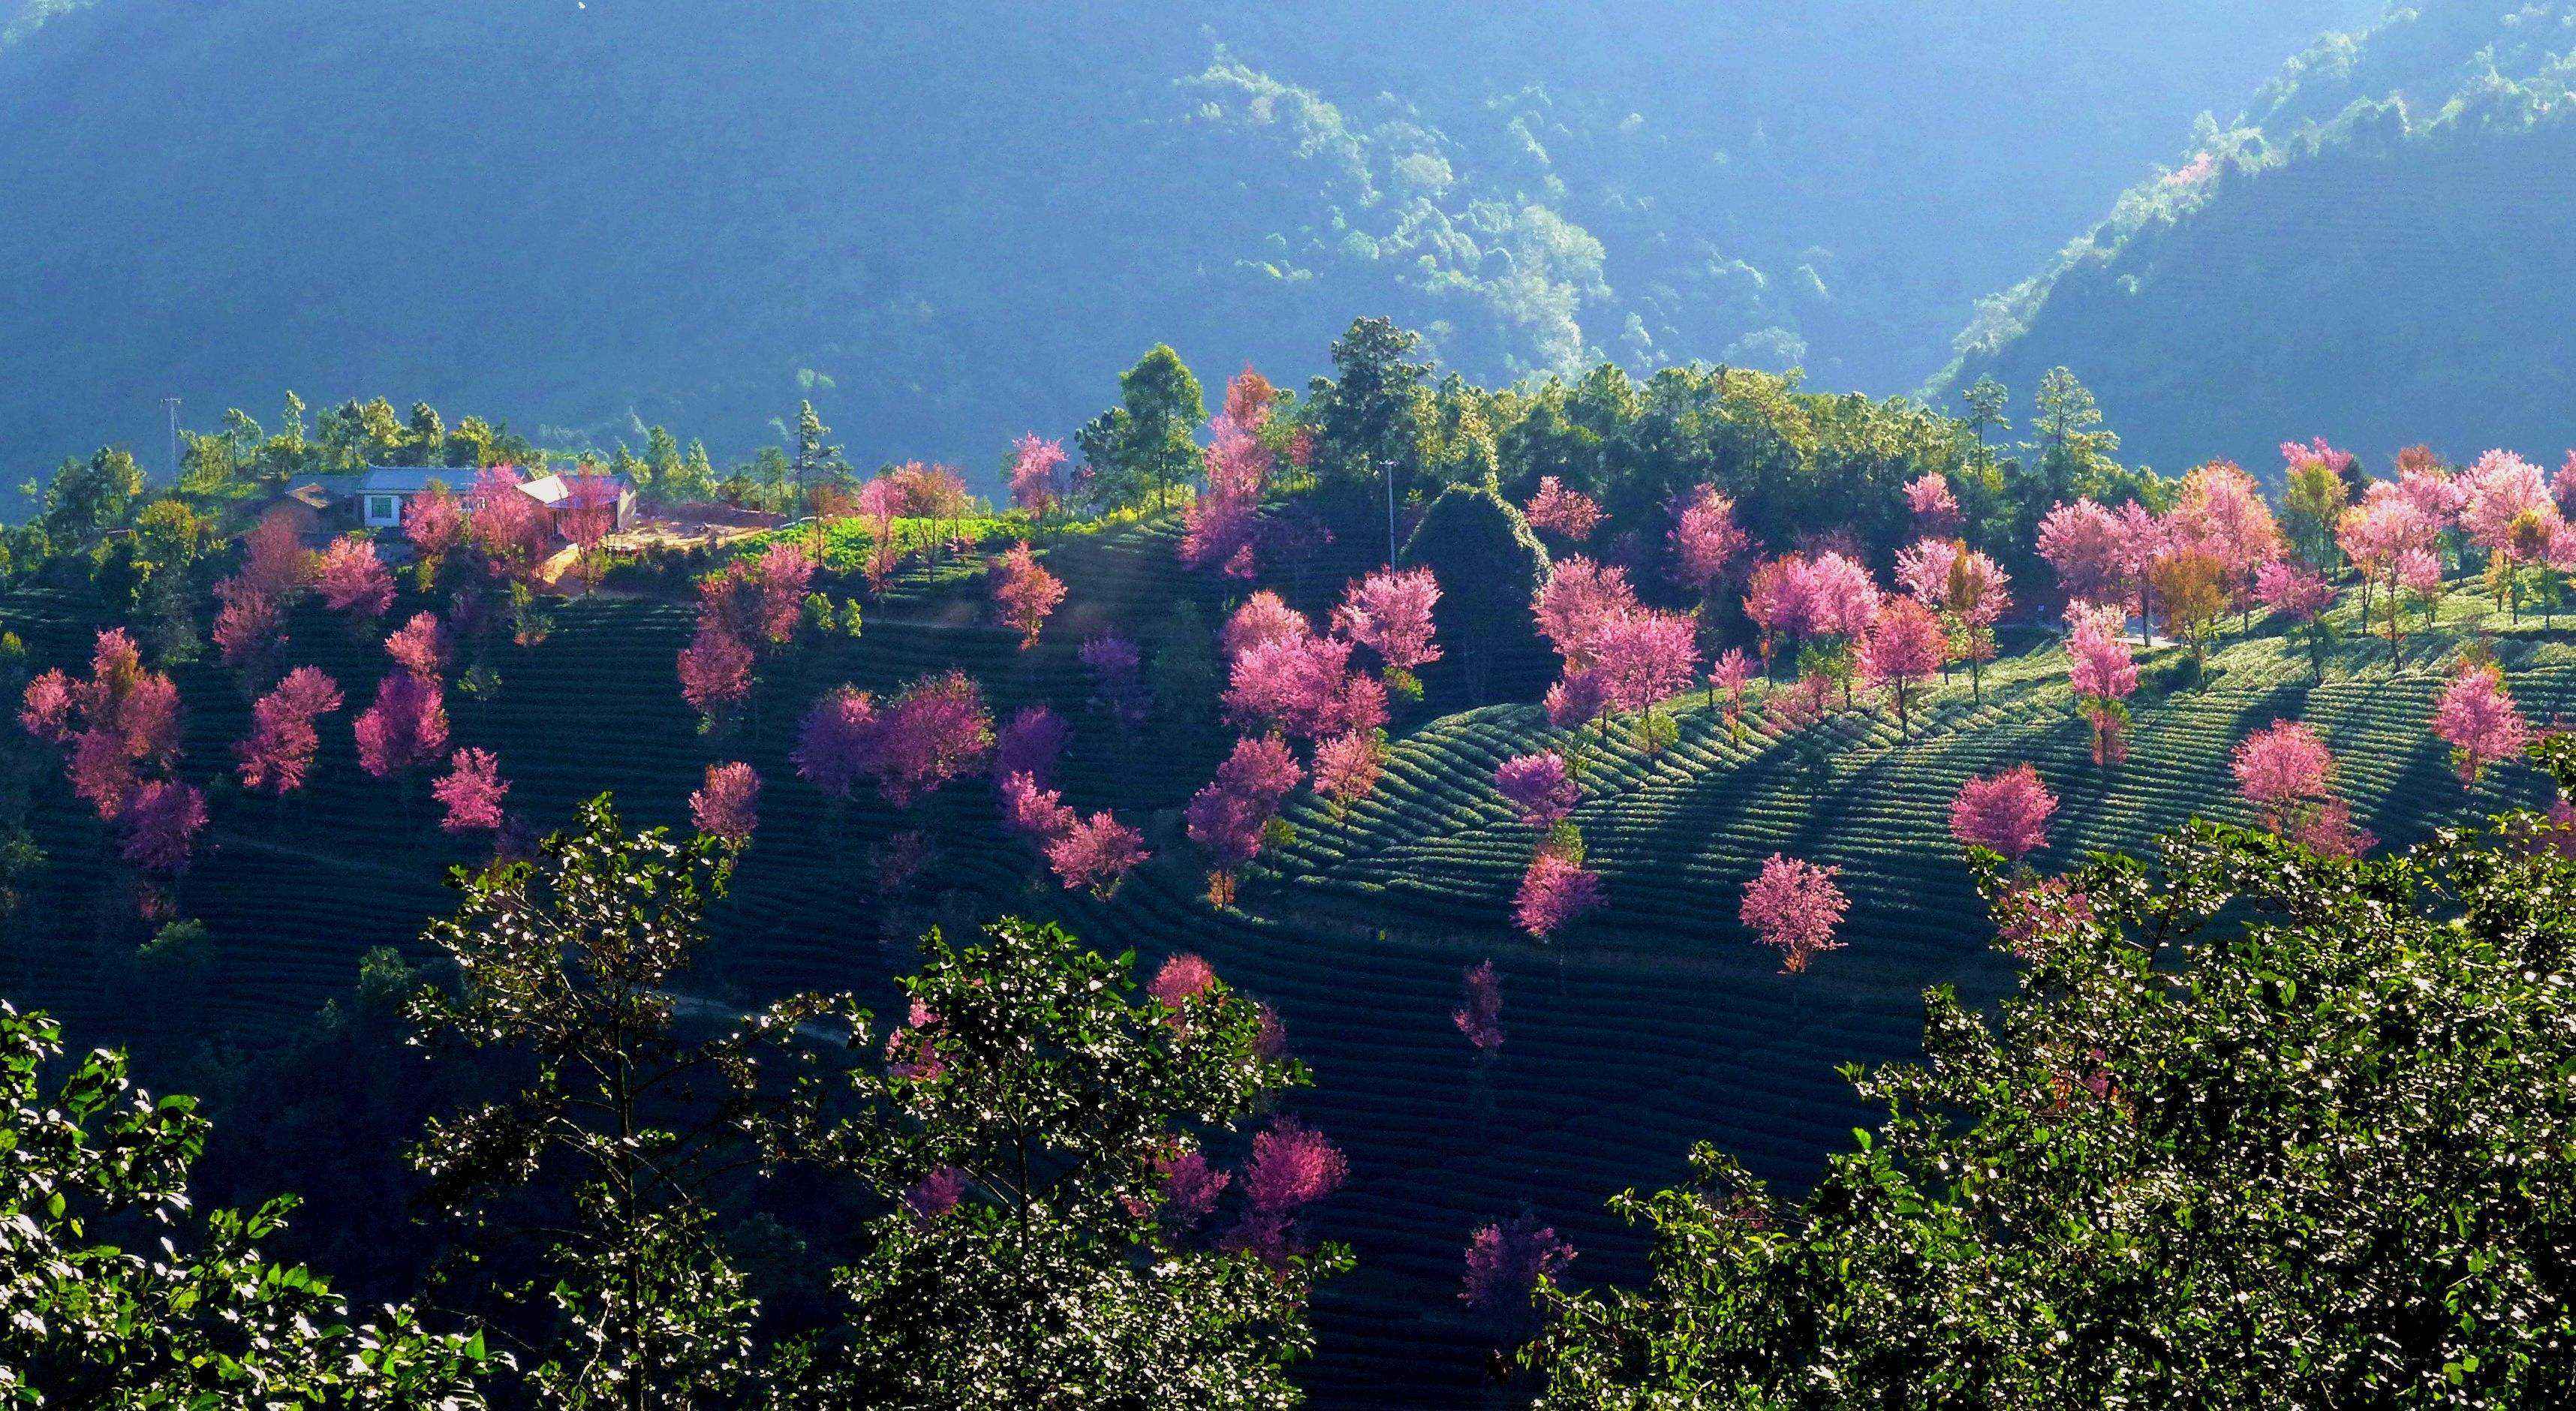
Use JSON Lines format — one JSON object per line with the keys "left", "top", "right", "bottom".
{"left": 344, "top": 468, "right": 635, "bottom": 532}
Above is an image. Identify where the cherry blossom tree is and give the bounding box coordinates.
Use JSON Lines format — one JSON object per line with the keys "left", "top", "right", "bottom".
{"left": 432, "top": 748, "right": 510, "bottom": 833}
{"left": 1453, "top": 961, "right": 1503, "bottom": 1054}
{"left": 1515, "top": 850, "right": 1602, "bottom": 941}
{"left": 314, "top": 536, "right": 395, "bottom": 624}
{"left": 1007, "top": 432, "right": 1068, "bottom": 521}
{"left": 235, "top": 666, "right": 345, "bottom": 797}
{"left": 1903, "top": 474, "right": 1961, "bottom": 536}
{"left": 2462, "top": 450, "right": 2558, "bottom": 618}
{"left": 1669, "top": 486, "right": 1748, "bottom": 605}
{"left": 1146, "top": 954, "right": 1219, "bottom": 1015}
{"left": 468, "top": 466, "right": 549, "bottom": 579}
{"left": 1588, "top": 608, "right": 1701, "bottom": 751}
{"left": 1461, "top": 1214, "right": 1575, "bottom": 1322}
{"left": 1229, "top": 1118, "right": 1347, "bottom": 1265}
{"left": 1496, "top": 753, "right": 1578, "bottom": 832}
{"left": 385, "top": 612, "right": 450, "bottom": 678}
{"left": 2231, "top": 721, "right": 2333, "bottom": 827}
{"left": 559, "top": 469, "right": 620, "bottom": 585}
{"left": 2256, "top": 561, "right": 2337, "bottom": 680}
{"left": 402, "top": 481, "right": 465, "bottom": 587}
{"left": 353, "top": 670, "right": 449, "bottom": 781}
{"left": 998, "top": 772, "right": 1076, "bottom": 841}
{"left": 1220, "top": 591, "right": 1311, "bottom": 661}
{"left": 21, "top": 629, "right": 183, "bottom": 821}
{"left": 690, "top": 761, "right": 760, "bottom": 844}
{"left": 989, "top": 541, "right": 1066, "bottom": 649}
{"left": 2339, "top": 486, "right": 2439, "bottom": 660}
{"left": 676, "top": 624, "right": 753, "bottom": 727}
{"left": 2398, "top": 447, "right": 2469, "bottom": 534}
{"left": 119, "top": 779, "right": 207, "bottom": 875}
{"left": 1858, "top": 596, "right": 1946, "bottom": 738}
{"left": 2169, "top": 460, "right": 2284, "bottom": 621}
{"left": 1186, "top": 735, "right": 1304, "bottom": 904}
{"left": 1524, "top": 477, "right": 1604, "bottom": 541}
{"left": 2433, "top": 663, "right": 2529, "bottom": 784}
{"left": 1742, "top": 555, "right": 1817, "bottom": 672}
{"left": 1949, "top": 764, "right": 2057, "bottom": 862}
{"left": 1740, "top": 853, "right": 1849, "bottom": 974}
{"left": 2066, "top": 602, "right": 2138, "bottom": 766}
{"left": 2231, "top": 721, "right": 2374, "bottom": 856}
{"left": 1334, "top": 567, "right": 1443, "bottom": 697}
{"left": 1533, "top": 557, "right": 1641, "bottom": 669}
{"left": 865, "top": 671, "right": 995, "bottom": 807}
{"left": 239, "top": 508, "right": 313, "bottom": 597}
{"left": 1045, "top": 812, "right": 1149, "bottom": 897}
{"left": 2036, "top": 498, "right": 2127, "bottom": 607}
{"left": 1312, "top": 730, "right": 1386, "bottom": 827}
{"left": 1225, "top": 633, "right": 1385, "bottom": 742}
{"left": 1183, "top": 392, "right": 1273, "bottom": 576}
{"left": 794, "top": 686, "right": 878, "bottom": 800}
{"left": 994, "top": 706, "right": 1073, "bottom": 788}
{"left": 211, "top": 579, "right": 286, "bottom": 671}
{"left": 1710, "top": 648, "right": 1758, "bottom": 741}
{"left": 750, "top": 543, "right": 815, "bottom": 646}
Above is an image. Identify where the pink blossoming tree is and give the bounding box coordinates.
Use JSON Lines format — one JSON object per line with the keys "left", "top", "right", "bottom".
{"left": 314, "top": 536, "right": 396, "bottom": 625}
{"left": 2433, "top": 663, "right": 2529, "bottom": 784}
{"left": 432, "top": 748, "right": 510, "bottom": 833}
{"left": 1740, "top": 853, "right": 1849, "bottom": 974}
{"left": 2065, "top": 602, "right": 2138, "bottom": 766}
{"left": 235, "top": 666, "right": 344, "bottom": 797}
{"left": 1461, "top": 1214, "right": 1575, "bottom": 1324}
{"left": 1334, "top": 567, "right": 1443, "bottom": 698}
{"left": 353, "top": 670, "right": 449, "bottom": 781}
{"left": 1453, "top": 961, "right": 1504, "bottom": 1055}
{"left": 1514, "top": 850, "right": 1602, "bottom": 941}
{"left": 989, "top": 541, "right": 1066, "bottom": 650}
{"left": 1949, "top": 764, "right": 2057, "bottom": 862}
{"left": 1858, "top": 596, "right": 1946, "bottom": 738}
{"left": 1524, "top": 477, "right": 1604, "bottom": 542}
{"left": 690, "top": 761, "right": 761, "bottom": 844}
{"left": 1186, "top": 735, "right": 1304, "bottom": 905}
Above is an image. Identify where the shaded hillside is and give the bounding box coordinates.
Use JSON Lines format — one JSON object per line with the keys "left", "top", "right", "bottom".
{"left": 2, "top": 510, "right": 2562, "bottom": 1404}
{"left": 1937, "top": 2, "right": 2576, "bottom": 475}
{"left": 0, "top": 0, "right": 2361, "bottom": 491}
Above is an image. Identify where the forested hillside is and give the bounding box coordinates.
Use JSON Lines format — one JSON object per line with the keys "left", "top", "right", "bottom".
{"left": 9, "top": 310, "right": 2576, "bottom": 1401}
{"left": 0, "top": 0, "right": 2361, "bottom": 493}
{"left": 1939, "top": 1, "right": 2576, "bottom": 475}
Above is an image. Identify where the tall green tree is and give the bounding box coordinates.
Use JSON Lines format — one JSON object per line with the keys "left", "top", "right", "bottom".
{"left": 38, "top": 445, "right": 144, "bottom": 546}
{"left": 0, "top": 1001, "right": 498, "bottom": 1404}
{"left": 1528, "top": 748, "right": 2576, "bottom": 1406}
{"left": 1118, "top": 344, "right": 1206, "bottom": 511}
{"left": 405, "top": 797, "right": 865, "bottom": 1409}
{"left": 1308, "top": 317, "right": 1431, "bottom": 500}
{"left": 1402, "top": 477, "right": 1549, "bottom": 698}
{"left": 775, "top": 918, "right": 1348, "bottom": 1409}
{"left": 1961, "top": 374, "right": 2011, "bottom": 445}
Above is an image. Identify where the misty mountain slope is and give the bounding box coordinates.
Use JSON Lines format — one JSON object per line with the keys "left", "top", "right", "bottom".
{"left": 1937, "top": 2, "right": 2576, "bottom": 475}
{"left": 0, "top": 0, "right": 2359, "bottom": 484}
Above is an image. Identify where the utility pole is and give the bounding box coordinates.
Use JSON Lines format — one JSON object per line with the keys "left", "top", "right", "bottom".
{"left": 163, "top": 397, "right": 182, "bottom": 483}
{"left": 1384, "top": 455, "right": 1398, "bottom": 565}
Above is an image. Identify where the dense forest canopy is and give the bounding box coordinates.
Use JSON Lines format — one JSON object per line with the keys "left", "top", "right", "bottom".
{"left": 1939, "top": 1, "right": 2576, "bottom": 476}
{"left": 0, "top": 0, "right": 2362, "bottom": 507}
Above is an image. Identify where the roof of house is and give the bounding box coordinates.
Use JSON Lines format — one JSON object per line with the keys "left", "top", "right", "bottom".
{"left": 357, "top": 467, "right": 471, "bottom": 496}
{"left": 517, "top": 471, "right": 634, "bottom": 507}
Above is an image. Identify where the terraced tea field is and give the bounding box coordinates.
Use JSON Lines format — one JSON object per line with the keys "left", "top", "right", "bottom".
{"left": 4, "top": 528, "right": 2568, "bottom": 1407}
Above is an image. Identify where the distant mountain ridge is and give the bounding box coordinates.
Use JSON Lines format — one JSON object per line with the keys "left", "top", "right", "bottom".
{"left": 0, "top": 0, "right": 2358, "bottom": 492}
{"left": 1936, "top": 2, "right": 2576, "bottom": 476}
